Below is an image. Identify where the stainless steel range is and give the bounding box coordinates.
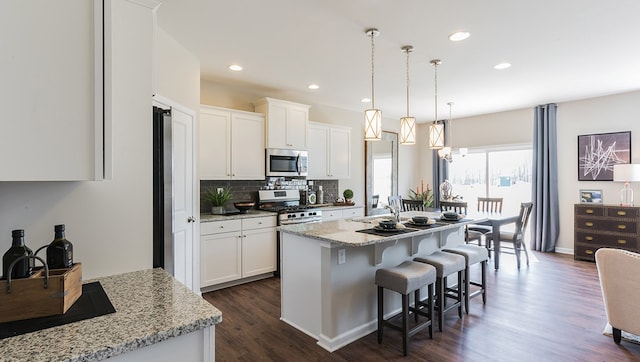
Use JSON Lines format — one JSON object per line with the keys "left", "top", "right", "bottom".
{"left": 258, "top": 190, "right": 322, "bottom": 224}
{"left": 258, "top": 189, "right": 322, "bottom": 277}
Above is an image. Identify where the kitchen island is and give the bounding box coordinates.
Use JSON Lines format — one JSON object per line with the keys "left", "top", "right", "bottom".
{"left": 278, "top": 211, "right": 484, "bottom": 352}
{"left": 0, "top": 268, "right": 222, "bottom": 361}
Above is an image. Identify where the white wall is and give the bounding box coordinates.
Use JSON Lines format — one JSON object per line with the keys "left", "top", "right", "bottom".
{"left": 0, "top": 0, "right": 156, "bottom": 279}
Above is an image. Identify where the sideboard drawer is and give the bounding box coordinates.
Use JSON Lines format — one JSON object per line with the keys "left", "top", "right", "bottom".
{"left": 576, "top": 219, "right": 637, "bottom": 234}
{"left": 574, "top": 244, "right": 599, "bottom": 262}
{"left": 606, "top": 207, "right": 640, "bottom": 218}
{"left": 575, "top": 206, "right": 604, "bottom": 217}
{"left": 575, "top": 232, "right": 638, "bottom": 249}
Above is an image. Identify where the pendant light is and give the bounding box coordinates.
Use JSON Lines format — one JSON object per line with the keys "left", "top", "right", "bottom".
{"left": 364, "top": 28, "right": 382, "bottom": 141}
{"left": 438, "top": 102, "right": 454, "bottom": 162}
{"left": 400, "top": 45, "right": 416, "bottom": 145}
{"left": 428, "top": 59, "right": 445, "bottom": 149}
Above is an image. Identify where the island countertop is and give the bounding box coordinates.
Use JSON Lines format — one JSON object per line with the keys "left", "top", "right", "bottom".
{"left": 0, "top": 268, "right": 222, "bottom": 361}
{"left": 277, "top": 211, "right": 485, "bottom": 247}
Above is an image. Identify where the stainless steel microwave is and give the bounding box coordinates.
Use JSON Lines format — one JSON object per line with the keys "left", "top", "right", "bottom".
{"left": 265, "top": 148, "right": 308, "bottom": 177}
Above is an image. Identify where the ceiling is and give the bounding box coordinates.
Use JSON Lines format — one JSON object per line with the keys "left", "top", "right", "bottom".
{"left": 157, "top": 0, "right": 640, "bottom": 122}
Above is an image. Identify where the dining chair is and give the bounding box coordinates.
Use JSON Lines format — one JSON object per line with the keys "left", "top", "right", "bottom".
{"left": 372, "top": 194, "right": 380, "bottom": 209}
{"left": 486, "top": 202, "right": 534, "bottom": 269}
{"left": 439, "top": 201, "right": 468, "bottom": 214}
{"left": 467, "top": 197, "right": 504, "bottom": 250}
{"left": 388, "top": 195, "right": 403, "bottom": 209}
{"left": 402, "top": 199, "right": 424, "bottom": 211}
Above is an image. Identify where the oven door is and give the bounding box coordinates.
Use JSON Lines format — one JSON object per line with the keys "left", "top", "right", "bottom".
{"left": 266, "top": 149, "right": 308, "bottom": 177}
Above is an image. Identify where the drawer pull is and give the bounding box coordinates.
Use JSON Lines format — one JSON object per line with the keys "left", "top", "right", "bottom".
{"left": 618, "top": 211, "right": 627, "bottom": 216}
{"left": 586, "top": 209, "right": 594, "bottom": 214}
{"left": 618, "top": 239, "right": 627, "bottom": 244}
{"left": 585, "top": 236, "right": 593, "bottom": 241}
{"left": 585, "top": 249, "right": 594, "bottom": 255}
{"left": 585, "top": 222, "right": 594, "bottom": 227}
{"left": 618, "top": 225, "right": 627, "bottom": 230}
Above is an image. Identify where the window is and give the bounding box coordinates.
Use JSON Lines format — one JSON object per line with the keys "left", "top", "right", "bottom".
{"left": 448, "top": 145, "right": 532, "bottom": 215}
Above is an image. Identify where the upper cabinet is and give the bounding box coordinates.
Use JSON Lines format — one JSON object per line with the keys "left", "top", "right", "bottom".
{"left": 308, "top": 121, "right": 351, "bottom": 180}
{"left": 200, "top": 105, "right": 265, "bottom": 180}
{"left": 253, "top": 97, "right": 309, "bottom": 150}
{"left": 0, "top": 0, "right": 107, "bottom": 181}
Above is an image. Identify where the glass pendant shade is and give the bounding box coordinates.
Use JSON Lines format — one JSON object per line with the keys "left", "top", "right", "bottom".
{"left": 428, "top": 122, "right": 445, "bottom": 149}
{"left": 400, "top": 116, "right": 416, "bottom": 144}
{"left": 364, "top": 108, "right": 382, "bottom": 141}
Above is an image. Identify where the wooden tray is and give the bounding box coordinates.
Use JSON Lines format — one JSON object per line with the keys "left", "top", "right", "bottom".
{"left": 0, "top": 262, "right": 82, "bottom": 323}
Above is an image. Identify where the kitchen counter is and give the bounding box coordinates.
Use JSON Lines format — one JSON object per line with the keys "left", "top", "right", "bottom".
{"left": 278, "top": 211, "right": 485, "bottom": 352}
{"left": 277, "top": 210, "right": 480, "bottom": 247}
{"left": 0, "top": 268, "right": 222, "bottom": 361}
{"left": 200, "top": 209, "right": 274, "bottom": 222}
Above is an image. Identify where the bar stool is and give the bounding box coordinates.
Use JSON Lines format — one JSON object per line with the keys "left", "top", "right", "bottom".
{"left": 375, "top": 260, "right": 436, "bottom": 356}
{"left": 443, "top": 244, "right": 488, "bottom": 313}
{"left": 414, "top": 251, "right": 465, "bottom": 332}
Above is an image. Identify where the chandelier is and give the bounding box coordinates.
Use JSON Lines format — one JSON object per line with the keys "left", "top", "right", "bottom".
{"left": 438, "top": 102, "right": 468, "bottom": 162}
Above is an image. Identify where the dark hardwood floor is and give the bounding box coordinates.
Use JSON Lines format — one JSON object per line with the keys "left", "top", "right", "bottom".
{"left": 203, "top": 252, "right": 640, "bottom": 361}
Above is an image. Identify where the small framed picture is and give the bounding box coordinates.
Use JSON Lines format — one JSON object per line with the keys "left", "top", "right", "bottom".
{"left": 580, "top": 189, "right": 603, "bottom": 203}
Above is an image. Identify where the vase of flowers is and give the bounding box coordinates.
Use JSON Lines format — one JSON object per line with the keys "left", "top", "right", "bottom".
{"left": 409, "top": 180, "right": 433, "bottom": 207}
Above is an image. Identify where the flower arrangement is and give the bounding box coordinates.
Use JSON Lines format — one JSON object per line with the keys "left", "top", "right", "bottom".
{"left": 408, "top": 180, "right": 433, "bottom": 208}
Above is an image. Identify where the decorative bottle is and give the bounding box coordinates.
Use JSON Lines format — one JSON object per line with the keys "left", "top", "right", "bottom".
{"left": 47, "top": 224, "right": 74, "bottom": 269}
{"left": 2, "top": 229, "right": 33, "bottom": 279}
{"left": 317, "top": 185, "right": 324, "bottom": 204}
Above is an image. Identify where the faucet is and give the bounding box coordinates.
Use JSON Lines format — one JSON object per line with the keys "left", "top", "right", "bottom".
{"left": 384, "top": 203, "right": 401, "bottom": 222}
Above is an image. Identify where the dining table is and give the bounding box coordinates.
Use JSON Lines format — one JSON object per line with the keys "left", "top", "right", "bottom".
{"left": 467, "top": 212, "right": 520, "bottom": 269}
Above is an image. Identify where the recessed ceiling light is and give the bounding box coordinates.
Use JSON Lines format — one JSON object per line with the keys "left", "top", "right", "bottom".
{"left": 307, "top": 84, "right": 319, "bottom": 90}
{"left": 361, "top": 98, "right": 371, "bottom": 103}
{"left": 494, "top": 62, "right": 512, "bottom": 70}
{"left": 449, "top": 31, "right": 470, "bottom": 42}
{"left": 228, "top": 64, "right": 243, "bottom": 71}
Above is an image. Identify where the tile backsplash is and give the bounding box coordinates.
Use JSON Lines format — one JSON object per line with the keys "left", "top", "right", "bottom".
{"left": 200, "top": 179, "right": 339, "bottom": 214}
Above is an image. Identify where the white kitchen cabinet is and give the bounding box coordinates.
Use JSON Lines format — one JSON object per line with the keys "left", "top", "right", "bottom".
{"left": 200, "top": 105, "right": 264, "bottom": 180}
{"left": 322, "top": 207, "right": 364, "bottom": 221}
{"left": 0, "top": 0, "right": 107, "bottom": 181}
{"left": 308, "top": 122, "right": 351, "bottom": 179}
{"left": 200, "top": 220, "right": 243, "bottom": 286}
{"left": 241, "top": 217, "right": 277, "bottom": 277}
{"left": 254, "top": 97, "right": 309, "bottom": 149}
{"left": 200, "top": 215, "right": 276, "bottom": 289}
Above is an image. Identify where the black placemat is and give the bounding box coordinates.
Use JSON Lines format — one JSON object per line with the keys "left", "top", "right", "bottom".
{"left": 402, "top": 222, "right": 441, "bottom": 229}
{"left": 437, "top": 218, "right": 472, "bottom": 224}
{"left": 356, "top": 227, "right": 418, "bottom": 237}
{"left": 0, "top": 281, "right": 116, "bottom": 339}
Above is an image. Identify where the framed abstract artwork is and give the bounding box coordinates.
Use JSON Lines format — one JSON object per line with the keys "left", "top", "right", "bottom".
{"left": 578, "top": 131, "right": 631, "bottom": 181}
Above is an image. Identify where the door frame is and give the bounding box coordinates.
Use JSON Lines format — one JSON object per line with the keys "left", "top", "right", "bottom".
{"left": 152, "top": 94, "right": 200, "bottom": 294}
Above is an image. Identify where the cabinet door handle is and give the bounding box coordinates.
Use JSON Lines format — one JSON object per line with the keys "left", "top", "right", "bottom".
{"left": 586, "top": 209, "right": 594, "bottom": 214}
{"left": 585, "top": 236, "right": 593, "bottom": 241}
{"left": 585, "top": 222, "right": 594, "bottom": 227}
{"left": 585, "top": 249, "right": 594, "bottom": 255}
{"left": 618, "top": 211, "right": 627, "bottom": 216}
{"left": 219, "top": 225, "right": 224, "bottom": 229}
{"left": 618, "top": 224, "right": 627, "bottom": 230}
{"left": 618, "top": 239, "right": 627, "bottom": 244}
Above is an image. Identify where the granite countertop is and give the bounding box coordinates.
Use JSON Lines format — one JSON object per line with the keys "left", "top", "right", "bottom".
{"left": 200, "top": 209, "right": 275, "bottom": 222}
{"left": 0, "top": 268, "right": 222, "bottom": 362}
{"left": 200, "top": 204, "right": 361, "bottom": 223}
{"left": 278, "top": 211, "right": 486, "bottom": 247}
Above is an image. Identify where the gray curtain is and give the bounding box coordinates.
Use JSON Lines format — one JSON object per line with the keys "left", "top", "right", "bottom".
{"left": 531, "top": 103, "right": 559, "bottom": 252}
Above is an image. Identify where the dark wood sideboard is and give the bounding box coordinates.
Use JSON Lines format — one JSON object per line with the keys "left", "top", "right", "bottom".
{"left": 574, "top": 204, "right": 640, "bottom": 262}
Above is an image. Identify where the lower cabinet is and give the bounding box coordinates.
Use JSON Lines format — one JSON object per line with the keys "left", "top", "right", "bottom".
{"left": 201, "top": 216, "right": 276, "bottom": 288}
{"left": 322, "top": 207, "right": 364, "bottom": 221}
